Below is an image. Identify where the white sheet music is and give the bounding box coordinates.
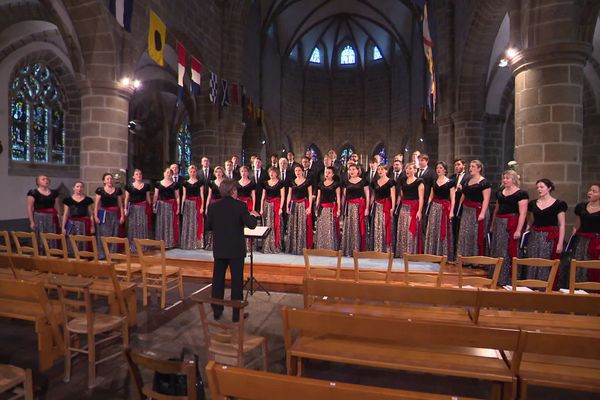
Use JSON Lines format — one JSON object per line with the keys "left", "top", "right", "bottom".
{"left": 244, "top": 226, "right": 270, "bottom": 238}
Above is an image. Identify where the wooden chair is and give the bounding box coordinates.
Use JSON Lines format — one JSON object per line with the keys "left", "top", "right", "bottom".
{"left": 511, "top": 257, "right": 559, "bottom": 292}
{"left": 353, "top": 251, "right": 393, "bottom": 283}
{"left": 194, "top": 297, "right": 268, "bottom": 370}
{"left": 4, "top": 254, "right": 41, "bottom": 280}
{"left": 125, "top": 347, "right": 198, "bottom": 400}
{"left": 569, "top": 259, "right": 600, "bottom": 293}
{"left": 135, "top": 239, "right": 183, "bottom": 308}
{"left": 403, "top": 253, "right": 446, "bottom": 287}
{"left": 11, "top": 231, "right": 38, "bottom": 257}
{"left": 41, "top": 232, "right": 69, "bottom": 259}
{"left": 69, "top": 235, "right": 100, "bottom": 261}
{"left": 0, "top": 230, "right": 11, "bottom": 254}
{"left": 101, "top": 237, "right": 142, "bottom": 282}
{"left": 303, "top": 248, "right": 342, "bottom": 279}
{"left": 457, "top": 256, "right": 503, "bottom": 289}
{"left": 0, "top": 364, "right": 34, "bottom": 400}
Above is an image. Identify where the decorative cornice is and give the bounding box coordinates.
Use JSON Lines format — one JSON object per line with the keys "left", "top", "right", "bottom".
{"left": 510, "top": 42, "right": 592, "bottom": 75}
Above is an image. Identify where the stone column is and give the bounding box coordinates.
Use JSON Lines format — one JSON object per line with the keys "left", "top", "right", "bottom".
{"left": 451, "top": 111, "right": 486, "bottom": 163}
{"left": 436, "top": 116, "right": 454, "bottom": 164}
{"left": 79, "top": 80, "right": 132, "bottom": 194}
{"left": 511, "top": 42, "right": 590, "bottom": 206}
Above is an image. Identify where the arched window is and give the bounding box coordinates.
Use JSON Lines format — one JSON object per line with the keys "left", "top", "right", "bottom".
{"left": 340, "top": 45, "right": 356, "bottom": 65}
{"left": 176, "top": 119, "right": 192, "bottom": 174}
{"left": 373, "top": 142, "right": 388, "bottom": 165}
{"left": 339, "top": 144, "right": 355, "bottom": 166}
{"left": 10, "top": 63, "right": 65, "bottom": 163}
{"left": 306, "top": 144, "right": 322, "bottom": 161}
{"left": 373, "top": 45, "right": 383, "bottom": 61}
{"left": 309, "top": 47, "right": 321, "bottom": 64}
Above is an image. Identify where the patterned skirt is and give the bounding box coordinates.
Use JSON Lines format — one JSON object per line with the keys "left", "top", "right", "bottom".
{"left": 315, "top": 207, "right": 339, "bottom": 250}
{"left": 33, "top": 212, "right": 58, "bottom": 254}
{"left": 423, "top": 201, "right": 454, "bottom": 261}
{"left": 67, "top": 219, "right": 89, "bottom": 256}
{"left": 262, "top": 201, "right": 282, "bottom": 254}
{"left": 371, "top": 203, "right": 391, "bottom": 253}
{"left": 341, "top": 203, "right": 362, "bottom": 257}
{"left": 128, "top": 204, "right": 149, "bottom": 252}
{"left": 97, "top": 209, "right": 120, "bottom": 258}
{"left": 395, "top": 203, "right": 419, "bottom": 257}
{"left": 180, "top": 199, "right": 202, "bottom": 250}
{"left": 285, "top": 202, "right": 308, "bottom": 255}
{"left": 155, "top": 201, "right": 177, "bottom": 249}
{"left": 489, "top": 217, "right": 513, "bottom": 286}
{"left": 524, "top": 230, "right": 555, "bottom": 281}
{"left": 456, "top": 206, "right": 489, "bottom": 258}
{"left": 558, "top": 235, "right": 593, "bottom": 287}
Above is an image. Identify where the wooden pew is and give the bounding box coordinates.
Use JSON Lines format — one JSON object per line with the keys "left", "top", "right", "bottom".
{"left": 281, "top": 306, "right": 519, "bottom": 399}
{"left": 511, "top": 330, "right": 600, "bottom": 399}
{"left": 0, "top": 279, "right": 63, "bottom": 371}
{"left": 471, "top": 289, "right": 600, "bottom": 336}
{"left": 303, "top": 277, "right": 477, "bottom": 324}
{"left": 205, "top": 360, "right": 482, "bottom": 400}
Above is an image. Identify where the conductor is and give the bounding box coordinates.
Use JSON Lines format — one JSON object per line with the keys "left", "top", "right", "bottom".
{"left": 205, "top": 178, "right": 258, "bottom": 321}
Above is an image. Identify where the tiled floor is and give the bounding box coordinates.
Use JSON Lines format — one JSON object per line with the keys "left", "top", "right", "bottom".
{"left": 0, "top": 281, "right": 596, "bottom": 399}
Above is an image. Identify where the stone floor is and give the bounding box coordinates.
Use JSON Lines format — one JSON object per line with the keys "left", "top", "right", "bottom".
{"left": 0, "top": 280, "right": 597, "bottom": 399}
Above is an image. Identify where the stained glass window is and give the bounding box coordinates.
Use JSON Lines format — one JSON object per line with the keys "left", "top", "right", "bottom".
{"left": 10, "top": 63, "right": 65, "bottom": 163}
{"left": 309, "top": 47, "right": 321, "bottom": 64}
{"left": 373, "top": 45, "right": 383, "bottom": 60}
{"left": 177, "top": 119, "right": 192, "bottom": 174}
{"left": 340, "top": 145, "right": 354, "bottom": 166}
{"left": 340, "top": 45, "right": 356, "bottom": 65}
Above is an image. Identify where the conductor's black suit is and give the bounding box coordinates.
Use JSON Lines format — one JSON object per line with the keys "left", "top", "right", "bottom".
{"left": 206, "top": 195, "right": 257, "bottom": 320}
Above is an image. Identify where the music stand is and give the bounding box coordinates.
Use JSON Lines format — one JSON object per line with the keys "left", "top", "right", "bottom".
{"left": 243, "top": 226, "right": 271, "bottom": 298}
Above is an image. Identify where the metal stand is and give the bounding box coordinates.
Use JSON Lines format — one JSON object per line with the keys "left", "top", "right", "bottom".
{"left": 244, "top": 237, "right": 270, "bottom": 298}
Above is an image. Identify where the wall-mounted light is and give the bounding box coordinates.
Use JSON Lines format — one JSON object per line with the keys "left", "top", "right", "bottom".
{"left": 120, "top": 77, "right": 141, "bottom": 90}
{"left": 261, "top": 140, "right": 266, "bottom": 145}
{"left": 419, "top": 138, "right": 424, "bottom": 142}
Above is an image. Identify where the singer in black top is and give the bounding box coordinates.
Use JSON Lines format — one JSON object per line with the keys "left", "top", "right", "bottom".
{"left": 341, "top": 164, "right": 370, "bottom": 257}
{"left": 569, "top": 184, "right": 600, "bottom": 284}
{"left": 395, "top": 163, "right": 424, "bottom": 257}
{"left": 94, "top": 173, "right": 124, "bottom": 258}
{"left": 153, "top": 168, "right": 180, "bottom": 249}
{"left": 236, "top": 165, "right": 256, "bottom": 212}
{"left": 260, "top": 167, "right": 285, "bottom": 254}
{"left": 26, "top": 175, "right": 61, "bottom": 254}
{"left": 369, "top": 165, "right": 396, "bottom": 252}
{"left": 180, "top": 165, "right": 205, "bottom": 250}
{"left": 206, "top": 179, "right": 258, "bottom": 321}
{"left": 285, "top": 166, "right": 313, "bottom": 255}
{"left": 315, "top": 167, "right": 341, "bottom": 250}
{"left": 63, "top": 181, "right": 94, "bottom": 236}
{"left": 424, "top": 162, "right": 456, "bottom": 260}
{"left": 124, "top": 169, "right": 152, "bottom": 251}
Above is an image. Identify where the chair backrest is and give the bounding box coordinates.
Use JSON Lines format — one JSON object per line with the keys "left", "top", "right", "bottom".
{"left": 457, "top": 256, "right": 503, "bottom": 289}
{"left": 135, "top": 238, "right": 166, "bottom": 274}
{"left": 6, "top": 254, "right": 38, "bottom": 279}
{"left": 11, "top": 231, "right": 38, "bottom": 257}
{"left": 511, "top": 257, "right": 559, "bottom": 292}
{"left": 353, "top": 251, "right": 393, "bottom": 283}
{"left": 102, "top": 236, "right": 131, "bottom": 263}
{"left": 570, "top": 259, "right": 600, "bottom": 293}
{"left": 403, "top": 253, "right": 446, "bottom": 286}
{"left": 40, "top": 232, "right": 68, "bottom": 259}
{"left": 303, "top": 248, "right": 342, "bottom": 279}
{"left": 195, "top": 297, "right": 248, "bottom": 367}
{"left": 0, "top": 230, "right": 12, "bottom": 253}
{"left": 69, "top": 235, "right": 99, "bottom": 261}
{"left": 52, "top": 275, "right": 96, "bottom": 337}
{"left": 125, "top": 347, "right": 197, "bottom": 400}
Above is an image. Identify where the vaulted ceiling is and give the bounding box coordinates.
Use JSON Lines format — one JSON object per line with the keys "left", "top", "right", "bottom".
{"left": 258, "top": 0, "right": 421, "bottom": 67}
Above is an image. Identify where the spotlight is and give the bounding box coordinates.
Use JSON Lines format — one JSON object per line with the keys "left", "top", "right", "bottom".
{"left": 133, "top": 80, "right": 141, "bottom": 89}
{"left": 261, "top": 140, "right": 266, "bottom": 145}
{"left": 498, "top": 58, "right": 509, "bottom": 67}
{"left": 505, "top": 47, "right": 517, "bottom": 59}
{"left": 128, "top": 120, "right": 137, "bottom": 131}
{"left": 419, "top": 138, "right": 424, "bottom": 142}
{"left": 120, "top": 77, "right": 131, "bottom": 86}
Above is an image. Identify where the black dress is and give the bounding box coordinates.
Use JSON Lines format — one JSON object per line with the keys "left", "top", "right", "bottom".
{"left": 315, "top": 181, "right": 340, "bottom": 250}
{"left": 154, "top": 182, "right": 178, "bottom": 248}
{"left": 341, "top": 179, "right": 368, "bottom": 256}
{"left": 286, "top": 180, "right": 312, "bottom": 254}
{"left": 370, "top": 179, "right": 395, "bottom": 252}
{"left": 262, "top": 181, "right": 285, "bottom": 253}
{"left": 395, "top": 178, "right": 424, "bottom": 257}
{"left": 570, "top": 203, "right": 600, "bottom": 283}
{"left": 424, "top": 180, "right": 456, "bottom": 259}
{"left": 456, "top": 179, "right": 491, "bottom": 257}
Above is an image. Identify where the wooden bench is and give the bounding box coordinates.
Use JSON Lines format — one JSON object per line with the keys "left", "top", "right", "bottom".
{"left": 282, "top": 306, "right": 519, "bottom": 399}
{"left": 303, "top": 277, "right": 477, "bottom": 324}
{"left": 0, "top": 279, "right": 63, "bottom": 371}
{"left": 205, "top": 360, "right": 482, "bottom": 400}
{"left": 471, "top": 289, "right": 600, "bottom": 336}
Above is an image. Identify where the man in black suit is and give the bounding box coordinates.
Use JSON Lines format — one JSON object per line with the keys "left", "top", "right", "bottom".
{"left": 388, "top": 159, "right": 405, "bottom": 183}
{"left": 327, "top": 149, "right": 342, "bottom": 175}
{"left": 450, "top": 158, "right": 470, "bottom": 249}
{"left": 206, "top": 179, "right": 259, "bottom": 322}
{"left": 231, "top": 155, "right": 241, "bottom": 177}
{"left": 199, "top": 157, "right": 214, "bottom": 212}
{"left": 253, "top": 157, "right": 267, "bottom": 212}
{"left": 286, "top": 151, "right": 300, "bottom": 171}
{"left": 224, "top": 160, "right": 238, "bottom": 180}
{"left": 417, "top": 154, "right": 436, "bottom": 202}
{"left": 366, "top": 158, "right": 379, "bottom": 185}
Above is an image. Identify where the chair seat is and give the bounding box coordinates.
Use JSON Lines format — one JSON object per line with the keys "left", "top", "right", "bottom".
{"left": 519, "top": 354, "right": 600, "bottom": 392}
{"left": 114, "top": 262, "right": 142, "bottom": 273}
{"left": 67, "top": 313, "right": 126, "bottom": 334}
{"left": 0, "top": 364, "right": 26, "bottom": 392}
{"left": 209, "top": 333, "right": 266, "bottom": 358}
{"left": 144, "top": 265, "right": 180, "bottom": 276}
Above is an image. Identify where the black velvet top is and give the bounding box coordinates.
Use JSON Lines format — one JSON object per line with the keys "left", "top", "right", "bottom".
{"left": 95, "top": 187, "right": 123, "bottom": 207}
{"left": 462, "top": 179, "right": 491, "bottom": 203}
{"left": 432, "top": 179, "right": 456, "bottom": 201}
{"left": 496, "top": 189, "right": 529, "bottom": 214}
{"left": 345, "top": 179, "right": 368, "bottom": 200}
{"left": 371, "top": 179, "right": 395, "bottom": 200}
{"left": 63, "top": 196, "right": 93, "bottom": 218}
{"left": 400, "top": 178, "right": 423, "bottom": 201}
{"left": 27, "top": 189, "right": 59, "bottom": 210}
{"left": 318, "top": 181, "right": 339, "bottom": 203}
{"left": 155, "top": 182, "right": 177, "bottom": 201}
{"left": 575, "top": 202, "right": 600, "bottom": 234}
{"left": 528, "top": 199, "right": 568, "bottom": 227}
{"left": 264, "top": 181, "right": 284, "bottom": 200}
{"left": 209, "top": 181, "right": 222, "bottom": 200}
{"left": 291, "top": 180, "right": 311, "bottom": 200}
{"left": 183, "top": 181, "right": 203, "bottom": 198}
{"left": 125, "top": 183, "right": 151, "bottom": 203}
{"left": 236, "top": 181, "right": 256, "bottom": 198}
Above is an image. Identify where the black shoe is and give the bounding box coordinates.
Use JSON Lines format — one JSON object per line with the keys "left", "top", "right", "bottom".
{"left": 232, "top": 312, "right": 249, "bottom": 322}
{"left": 213, "top": 311, "right": 222, "bottom": 320}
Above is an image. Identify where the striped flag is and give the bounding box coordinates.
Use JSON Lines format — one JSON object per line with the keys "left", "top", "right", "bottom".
{"left": 109, "top": 0, "right": 133, "bottom": 32}
{"left": 176, "top": 42, "right": 186, "bottom": 101}
{"left": 209, "top": 72, "right": 218, "bottom": 104}
{"left": 221, "top": 79, "right": 229, "bottom": 107}
{"left": 422, "top": 2, "right": 436, "bottom": 116}
{"left": 191, "top": 57, "right": 202, "bottom": 95}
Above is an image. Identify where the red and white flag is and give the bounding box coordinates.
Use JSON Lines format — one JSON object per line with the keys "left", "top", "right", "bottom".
{"left": 191, "top": 57, "right": 202, "bottom": 95}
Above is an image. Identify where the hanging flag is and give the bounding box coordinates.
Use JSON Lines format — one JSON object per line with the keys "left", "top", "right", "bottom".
{"left": 231, "top": 83, "right": 239, "bottom": 105}
{"left": 176, "top": 42, "right": 186, "bottom": 101}
{"left": 209, "top": 72, "right": 218, "bottom": 104}
{"left": 109, "top": 0, "right": 133, "bottom": 32}
{"left": 221, "top": 79, "right": 230, "bottom": 107}
{"left": 191, "top": 57, "right": 202, "bottom": 95}
{"left": 148, "top": 10, "right": 166, "bottom": 66}
{"left": 422, "top": 2, "right": 436, "bottom": 117}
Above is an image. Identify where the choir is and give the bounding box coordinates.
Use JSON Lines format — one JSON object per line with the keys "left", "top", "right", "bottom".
{"left": 25, "top": 151, "right": 600, "bottom": 287}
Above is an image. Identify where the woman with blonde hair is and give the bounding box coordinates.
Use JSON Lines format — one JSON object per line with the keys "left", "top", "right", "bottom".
{"left": 26, "top": 175, "right": 60, "bottom": 254}
{"left": 489, "top": 169, "right": 529, "bottom": 285}
{"left": 180, "top": 165, "right": 205, "bottom": 250}
{"left": 95, "top": 172, "right": 125, "bottom": 257}
{"left": 153, "top": 167, "right": 180, "bottom": 249}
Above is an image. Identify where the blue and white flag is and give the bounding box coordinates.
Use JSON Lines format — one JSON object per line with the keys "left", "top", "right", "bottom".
{"left": 109, "top": 0, "right": 133, "bottom": 32}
